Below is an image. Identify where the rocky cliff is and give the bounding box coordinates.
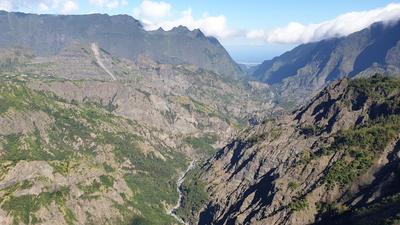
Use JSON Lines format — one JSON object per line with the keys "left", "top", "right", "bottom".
{"left": 0, "top": 11, "right": 242, "bottom": 77}
{"left": 182, "top": 75, "right": 400, "bottom": 225}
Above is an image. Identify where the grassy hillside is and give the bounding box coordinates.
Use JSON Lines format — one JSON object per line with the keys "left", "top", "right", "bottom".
{"left": 0, "top": 76, "right": 188, "bottom": 225}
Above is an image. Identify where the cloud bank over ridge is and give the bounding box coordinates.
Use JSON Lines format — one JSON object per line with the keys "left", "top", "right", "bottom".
{"left": 133, "top": 0, "right": 237, "bottom": 40}
{"left": 252, "top": 3, "right": 400, "bottom": 44}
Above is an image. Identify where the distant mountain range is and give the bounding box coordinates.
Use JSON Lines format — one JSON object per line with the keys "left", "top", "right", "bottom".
{"left": 251, "top": 20, "right": 400, "bottom": 103}
{"left": 2, "top": 10, "right": 399, "bottom": 99}
{"left": 0, "top": 11, "right": 242, "bottom": 77}
{"left": 1, "top": 9, "right": 400, "bottom": 225}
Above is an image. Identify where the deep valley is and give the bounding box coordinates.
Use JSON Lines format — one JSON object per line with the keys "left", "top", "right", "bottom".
{"left": 0, "top": 6, "right": 400, "bottom": 225}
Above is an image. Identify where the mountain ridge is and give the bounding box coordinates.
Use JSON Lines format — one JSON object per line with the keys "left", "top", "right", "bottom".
{"left": 252, "top": 20, "right": 400, "bottom": 105}
{"left": 0, "top": 10, "right": 242, "bottom": 78}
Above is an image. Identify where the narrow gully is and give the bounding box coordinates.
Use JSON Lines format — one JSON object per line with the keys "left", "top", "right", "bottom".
{"left": 168, "top": 160, "right": 196, "bottom": 224}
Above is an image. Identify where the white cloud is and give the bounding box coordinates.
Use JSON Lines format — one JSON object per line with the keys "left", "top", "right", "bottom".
{"left": 134, "top": 1, "right": 237, "bottom": 40}
{"left": 62, "top": 0, "right": 78, "bottom": 13}
{"left": 0, "top": 0, "right": 12, "bottom": 11}
{"left": 38, "top": 2, "right": 49, "bottom": 11}
{"left": 133, "top": 0, "right": 171, "bottom": 21}
{"left": 0, "top": 0, "right": 79, "bottom": 13}
{"left": 265, "top": 3, "right": 400, "bottom": 44}
{"left": 246, "top": 29, "right": 265, "bottom": 40}
{"left": 89, "top": 0, "right": 128, "bottom": 9}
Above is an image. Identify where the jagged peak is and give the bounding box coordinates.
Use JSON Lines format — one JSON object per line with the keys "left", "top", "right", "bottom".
{"left": 171, "top": 25, "right": 190, "bottom": 32}
{"left": 294, "top": 74, "right": 400, "bottom": 135}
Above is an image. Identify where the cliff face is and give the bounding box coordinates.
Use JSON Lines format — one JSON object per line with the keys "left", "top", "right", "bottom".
{"left": 185, "top": 75, "right": 400, "bottom": 225}
{"left": 0, "top": 11, "right": 242, "bottom": 77}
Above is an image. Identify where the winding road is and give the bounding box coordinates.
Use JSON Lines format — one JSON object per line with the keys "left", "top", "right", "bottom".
{"left": 168, "top": 160, "right": 196, "bottom": 225}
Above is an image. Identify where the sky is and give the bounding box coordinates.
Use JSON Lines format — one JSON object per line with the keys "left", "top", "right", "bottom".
{"left": 1, "top": 0, "right": 400, "bottom": 63}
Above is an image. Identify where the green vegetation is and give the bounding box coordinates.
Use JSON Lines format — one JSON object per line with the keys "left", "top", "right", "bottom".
{"left": 2, "top": 194, "right": 42, "bottom": 224}
{"left": 289, "top": 198, "right": 309, "bottom": 211}
{"left": 247, "top": 126, "right": 282, "bottom": 144}
{"left": 1, "top": 186, "right": 73, "bottom": 225}
{"left": 103, "top": 163, "right": 114, "bottom": 173}
{"left": 176, "top": 168, "right": 209, "bottom": 221}
{"left": 288, "top": 181, "right": 300, "bottom": 190}
{"left": 98, "top": 129, "right": 187, "bottom": 224}
{"left": 297, "top": 149, "right": 315, "bottom": 165}
{"left": 315, "top": 201, "right": 348, "bottom": 222}
{"left": 0, "top": 79, "right": 188, "bottom": 225}
{"left": 247, "top": 131, "right": 268, "bottom": 144}
{"left": 78, "top": 180, "right": 102, "bottom": 196}
{"left": 172, "top": 95, "right": 236, "bottom": 126}
{"left": 300, "top": 125, "right": 322, "bottom": 136}
{"left": 99, "top": 175, "right": 114, "bottom": 188}
{"left": 49, "top": 161, "right": 72, "bottom": 175}
{"left": 321, "top": 115, "right": 400, "bottom": 189}
{"left": 349, "top": 74, "right": 400, "bottom": 101}
{"left": 0, "top": 82, "right": 101, "bottom": 162}
{"left": 355, "top": 194, "right": 400, "bottom": 224}
{"left": 123, "top": 173, "right": 180, "bottom": 224}
{"left": 173, "top": 96, "right": 210, "bottom": 114}
{"left": 184, "top": 134, "right": 218, "bottom": 156}
{"left": 316, "top": 193, "right": 400, "bottom": 225}
{"left": 306, "top": 76, "right": 400, "bottom": 190}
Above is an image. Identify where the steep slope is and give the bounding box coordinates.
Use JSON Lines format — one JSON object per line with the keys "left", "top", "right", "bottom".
{"left": 0, "top": 44, "right": 275, "bottom": 158}
{"left": 181, "top": 75, "right": 400, "bottom": 225}
{"left": 252, "top": 20, "right": 400, "bottom": 103}
{"left": 0, "top": 76, "right": 189, "bottom": 225}
{"left": 0, "top": 29, "right": 277, "bottom": 225}
{"left": 0, "top": 11, "right": 242, "bottom": 77}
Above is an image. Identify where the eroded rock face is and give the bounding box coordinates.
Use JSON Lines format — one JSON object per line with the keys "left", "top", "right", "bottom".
{"left": 13, "top": 43, "right": 275, "bottom": 158}
{"left": 0, "top": 80, "right": 188, "bottom": 225}
{"left": 189, "top": 76, "right": 400, "bottom": 225}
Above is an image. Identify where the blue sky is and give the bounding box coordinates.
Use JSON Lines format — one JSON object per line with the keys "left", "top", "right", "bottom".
{"left": 1, "top": 0, "right": 400, "bottom": 63}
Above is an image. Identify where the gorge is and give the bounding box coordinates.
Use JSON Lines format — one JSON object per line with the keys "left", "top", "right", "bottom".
{"left": 0, "top": 6, "right": 400, "bottom": 225}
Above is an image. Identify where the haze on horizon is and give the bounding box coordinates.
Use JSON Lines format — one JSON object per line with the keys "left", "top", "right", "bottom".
{"left": 1, "top": 0, "right": 400, "bottom": 63}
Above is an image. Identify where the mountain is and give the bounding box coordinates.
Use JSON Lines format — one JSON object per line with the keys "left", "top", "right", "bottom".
{"left": 0, "top": 35, "right": 275, "bottom": 224}
{"left": 238, "top": 63, "right": 259, "bottom": 76}
{"left": 0, "top": 11, "right": 242, "bottom": 77}
{"left": 180, "top": 75, "right": 400, "bottom": 225}
{"left": 4, "top": 9, "right": 400, "bottom": 225}
{"left": 0, "top": 76, "right": 190, "bottom": 225}
{"left": 0, "top": 43, "right": 275, "bottom": 148}
{"left": 252, "top": 20, "right": 400, "bottom": 103}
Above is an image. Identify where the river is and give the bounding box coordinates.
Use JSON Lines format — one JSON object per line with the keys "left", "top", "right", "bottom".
{"left": 168, "top": 160, "right": 196, "bottom": 224}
